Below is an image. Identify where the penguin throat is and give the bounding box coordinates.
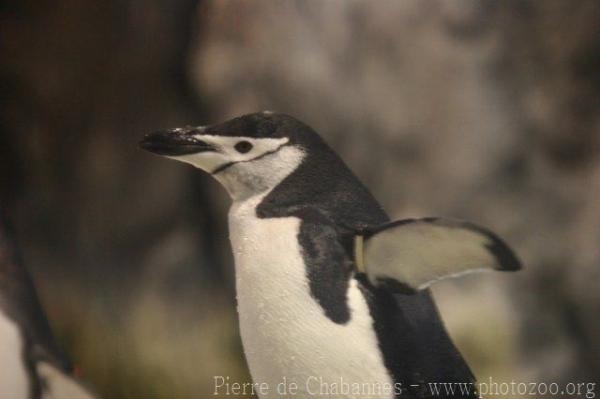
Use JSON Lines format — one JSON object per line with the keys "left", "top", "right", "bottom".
{"left": 213, "top": 146, "right": 305, "bottom": 202}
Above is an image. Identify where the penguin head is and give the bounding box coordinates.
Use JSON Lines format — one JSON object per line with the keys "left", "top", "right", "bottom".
{"left": 140, "top": 112, "right": 320, "bottom": 200}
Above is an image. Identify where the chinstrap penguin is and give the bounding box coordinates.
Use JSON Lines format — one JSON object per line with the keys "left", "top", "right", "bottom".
{"left": 140, "top": 112, "right": 494, "bottom": 398}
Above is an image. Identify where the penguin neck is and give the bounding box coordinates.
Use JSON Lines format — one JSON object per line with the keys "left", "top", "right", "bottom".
{"left": 254, "top": 146, "right": 388, "bottom": 229}
{"left": 214, "top": 145, "right": 305, "bottom": 203}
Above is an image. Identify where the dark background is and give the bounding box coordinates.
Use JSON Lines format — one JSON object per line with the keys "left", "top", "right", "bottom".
{"left": 1, "top": 1, "right": 598, "bottom": 397}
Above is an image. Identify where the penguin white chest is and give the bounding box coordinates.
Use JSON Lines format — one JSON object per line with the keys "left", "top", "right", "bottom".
{"left": 228, "top": 199, "right": 394, "bottom": 398}
{"left": 0, "top": 310, "right": 29, "bottom": 399}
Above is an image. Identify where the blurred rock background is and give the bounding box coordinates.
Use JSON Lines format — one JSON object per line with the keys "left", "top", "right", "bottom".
{"left": 0, "top": 0, "right": 598, "bottom": 397}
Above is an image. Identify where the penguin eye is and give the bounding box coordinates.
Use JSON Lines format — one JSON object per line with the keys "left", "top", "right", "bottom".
{"left": 234, "top": 141, "right": 253, "bottom": 154}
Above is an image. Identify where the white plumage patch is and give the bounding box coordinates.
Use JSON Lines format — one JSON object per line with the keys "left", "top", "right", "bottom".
{"left": 38, "top": 362, "right": 96, "bottom": 399}
{"left": 0, "top": 310, "right": 29, "bottom": 399}
{"left": 229, "top": 202, "right": 394, "bottom": 398}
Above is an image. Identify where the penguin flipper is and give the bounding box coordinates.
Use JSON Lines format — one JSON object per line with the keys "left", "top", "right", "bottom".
{"left": 355, "top": 217, "right": 521, "bottom": 293}
{"left": 295, "top": 208, "right": 355, "bottom": 324}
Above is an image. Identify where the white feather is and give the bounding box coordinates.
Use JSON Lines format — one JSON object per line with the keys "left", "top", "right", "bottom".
{"left": 0, "top": 310, "right": 29, "bottom": 399}
{"left": 38, "top": 362, "right": 96, "bottom": 399}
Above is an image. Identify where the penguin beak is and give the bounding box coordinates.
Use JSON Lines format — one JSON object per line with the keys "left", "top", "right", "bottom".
{"left": 139, "top": 128, "right": 216, "bottom": 156}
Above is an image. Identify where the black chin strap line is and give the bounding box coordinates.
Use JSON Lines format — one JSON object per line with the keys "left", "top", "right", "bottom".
{"left": 211, "top": 143, "right": 290, "bottom": 175}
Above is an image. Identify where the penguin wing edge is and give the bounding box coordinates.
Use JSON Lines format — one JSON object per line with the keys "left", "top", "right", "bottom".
{"left": 355, "top": 217, "right": 521, "bottom": 293}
